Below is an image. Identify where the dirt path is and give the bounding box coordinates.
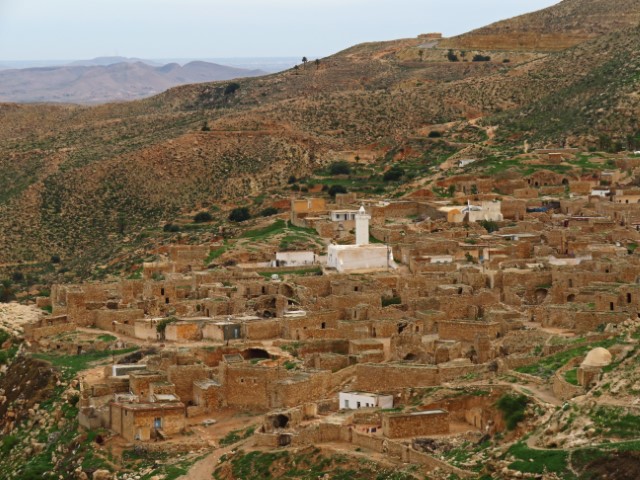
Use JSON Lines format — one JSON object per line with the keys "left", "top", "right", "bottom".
{"left": 176, "top": 438, "right": 252, "bottom": 480}
{"left": 471, "top": 380, "right": 561, "bottom": 407}
{"left": 512, "top": 382, "right": 562, "bottom": 407}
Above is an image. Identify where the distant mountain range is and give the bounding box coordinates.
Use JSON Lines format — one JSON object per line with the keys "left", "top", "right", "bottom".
{"left": 0, "top": 60, "right": 266, "bottom": 104}
{"left": 67, "top": 56, "right": 163, "bottom": 67}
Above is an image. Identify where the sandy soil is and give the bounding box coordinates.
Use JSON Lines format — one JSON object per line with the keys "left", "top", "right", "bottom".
{"left": 175, "top": 411, "right": 261, "bottom": 480}
{"left": 0, "top": 302, "right": 41, "bottom": 336}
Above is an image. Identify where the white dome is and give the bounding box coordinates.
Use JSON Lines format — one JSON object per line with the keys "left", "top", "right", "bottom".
{"left": 581, "top": 347, "right": 612, "bottom": 368}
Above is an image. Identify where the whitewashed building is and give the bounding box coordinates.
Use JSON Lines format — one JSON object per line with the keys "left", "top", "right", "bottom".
{"left": 339, "top": 391, "right": 394, "bottom": 410}
{"left": 326, "top": 206, "right": 396, "bottom": 273}
{"left": 271, "top": 251, "right": 316, "bottom": 268}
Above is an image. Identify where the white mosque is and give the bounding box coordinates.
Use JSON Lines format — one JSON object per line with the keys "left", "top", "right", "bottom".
{"left": 326, "top": 206, "right": 397, "bottom": 273}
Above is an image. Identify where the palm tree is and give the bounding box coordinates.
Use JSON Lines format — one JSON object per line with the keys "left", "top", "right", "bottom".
{"left": 315, "top": 59, "right": 320, "bottom": 69}
{"left": 302, "top": 56, "right": 308, "bottom": 68}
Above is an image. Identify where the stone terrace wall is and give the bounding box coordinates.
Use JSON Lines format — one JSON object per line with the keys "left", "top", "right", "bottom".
{"left": 351, "top": 430, "right": 385, "bottom": 451}
{"left": 354, "top": 364, "right": 438, "bottom": 392}
{"left": 382, "top": 410, "right": 449, "bottom": 438}
{"left": 245, "top": 319, "right": 281, "bottom": 340}
{"left": 552, "top": 357, "right": 585, "bottom": 401}
{"left": 26, "top": 323, "right": 75, "bottom": 341}
{"left": 438, "top": 321, "right": 500, "bottom": 342}
{"left": 438, "top": 364, "right": 487, "bottom": 382}
{"left": 94, "top": 309, "right": 144, "bottom": 331}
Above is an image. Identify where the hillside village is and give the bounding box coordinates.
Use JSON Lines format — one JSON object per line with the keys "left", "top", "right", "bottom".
{"left": 4, "top": 0, "right": 640, "bottom": 477}
{"left": 3, "top": 147, "right": 640, "bottom": 478}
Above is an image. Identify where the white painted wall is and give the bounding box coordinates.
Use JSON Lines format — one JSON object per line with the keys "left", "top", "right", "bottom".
{"left": 339, "top": 392, "right": 394, "bottom": 410}
{"left": 327, "top": 244, "right": 393, "bottom": 272}
{"left": 273, "top": 251, "right": 316, "bottom": 267}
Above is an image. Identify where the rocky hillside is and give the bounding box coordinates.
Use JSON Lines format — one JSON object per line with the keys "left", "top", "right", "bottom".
{"left": 2, "top": 0, "right": 640, "bottom": 276}
{"left": 492, "top": 24, "right": 640, "bottom": 144}
{"left": 444, "top": 0, "right": 640, "bottom": 51}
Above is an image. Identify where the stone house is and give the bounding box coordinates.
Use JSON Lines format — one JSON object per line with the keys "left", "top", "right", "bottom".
{"left": 382, "top": 409, "right": 450, "bottom": 438}
{"left": 110, "top": 400, "right": 185, "bottom": 442}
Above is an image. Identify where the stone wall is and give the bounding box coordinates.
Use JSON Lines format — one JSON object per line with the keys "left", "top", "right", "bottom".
{"left": 245, "top": 319, "right": 281, "bottom": 340}
{"left": 304, "top": 353, "right": 350, "bottom": 372}
{"left": 25, "top": 323, "right": 75, "bottom": 341}
{"left": 273, "top": 370, "right": 332, "bottom": 408}
{"left": 382, "top": 410, "right": 450, "bottom": 438}
{"left": 193, "top": 381, "right": 224, "bottom": 411}
{"left": 438, "top": 321, "right": 500, "bottom": 342}
{"left": 552, "top": 357, "right": 585, "bottom": 401}
{"left": 165, "top": 322, "right": 201, "bottom": 342}
{"left": 130, "top": 372, "right": 166, "bottom": 402}
{"left": 353, "top": 364, "right": 439, "bottom": 392}
{"left": 167, "top": 364, "right": 210, "bottom": 404}
{"left": 438, "top": 363, "right": 487, "bottom": 382}
{"left": 95, "top": 309, "right": 145, "bottom": 331}
{"left": 110, "top": 403, "right": 185, "bottom": 442}
{"left": 351, "top": 429, "right": 385, "bottom": 451}
{"left": 115, "top": 323, "right": 136, "bottom": 337}
{"left": 223, "top": 364, "right": 279, "bottom": 409}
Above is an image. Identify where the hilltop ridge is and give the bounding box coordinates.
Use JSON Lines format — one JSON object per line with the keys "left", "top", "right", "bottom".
{"left": 444, "top": 0, "right": 640, "bottom": 51}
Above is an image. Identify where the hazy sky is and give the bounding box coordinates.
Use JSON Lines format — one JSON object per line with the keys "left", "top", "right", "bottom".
{"left": 0, "top": 0, "right": 560, "bottom": 60}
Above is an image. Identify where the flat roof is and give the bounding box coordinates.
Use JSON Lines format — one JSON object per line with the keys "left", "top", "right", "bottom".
{"left": 113, "top": 402, "right": 185, "bottom": 411}
{"left": 341, "top": 391, "right": 392, "bottom": 398}
{"left": 153, "top": 394, "right": 179, "bottom": 402}
{"left": 328, "top": 244, "right": 388, "bottom": 251}
{"left": 388, "top": 409, "right": 447, "bottom": 417}
{"left": 194, "top": 379, "right": 221, "bottom": 388}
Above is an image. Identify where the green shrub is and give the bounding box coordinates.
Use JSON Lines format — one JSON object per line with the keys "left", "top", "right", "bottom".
{"left": 229, "top": 207, "right": 251, "bottom": 222}
{"left": 446, "top": 50, "right": 459, "bottom": 62}
{"left": 224, "top": 82, "right": 240, "bottom": 95}
{"left": 506, "top": 441, "right": 568, "bottom": 475}
{"left": 383, "top": 166, "right": 405, "bottom": 182}
{"left": 0, "top": 434, "right": 19, "bottom": 455}
{"left": 479, "top": 220, "right": 500, "bottom": 233}
{"left": 329, "top": 161, "right": 351, "bottom": 175}
{"left": 382, "top": 296, "right": 402, "bottom": 307}
{"left": 193, "top": 211, "right": 213, "bottom": 223}
{"left": 496, "top": 394, "right": 528, "bottom": 430}
{"left": 156, "top": 317, "right": 178, "bottom": 337}
{"left": 219, "top": 426, "right": 256, "bottom": 447}
{"left": 163, "top": 223, "right": 180, "bottom": 232}
{"left": 564, "top": 368, "right": 579, "bottom": 385}
{"left": 0, "top": 280, "right": 15, "bottom": 303}
{"left": 259, "top": 207, "right": 279, "bottom": 217}
{"left": 328, "top": 185, "right": 347, "bottom": 197}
